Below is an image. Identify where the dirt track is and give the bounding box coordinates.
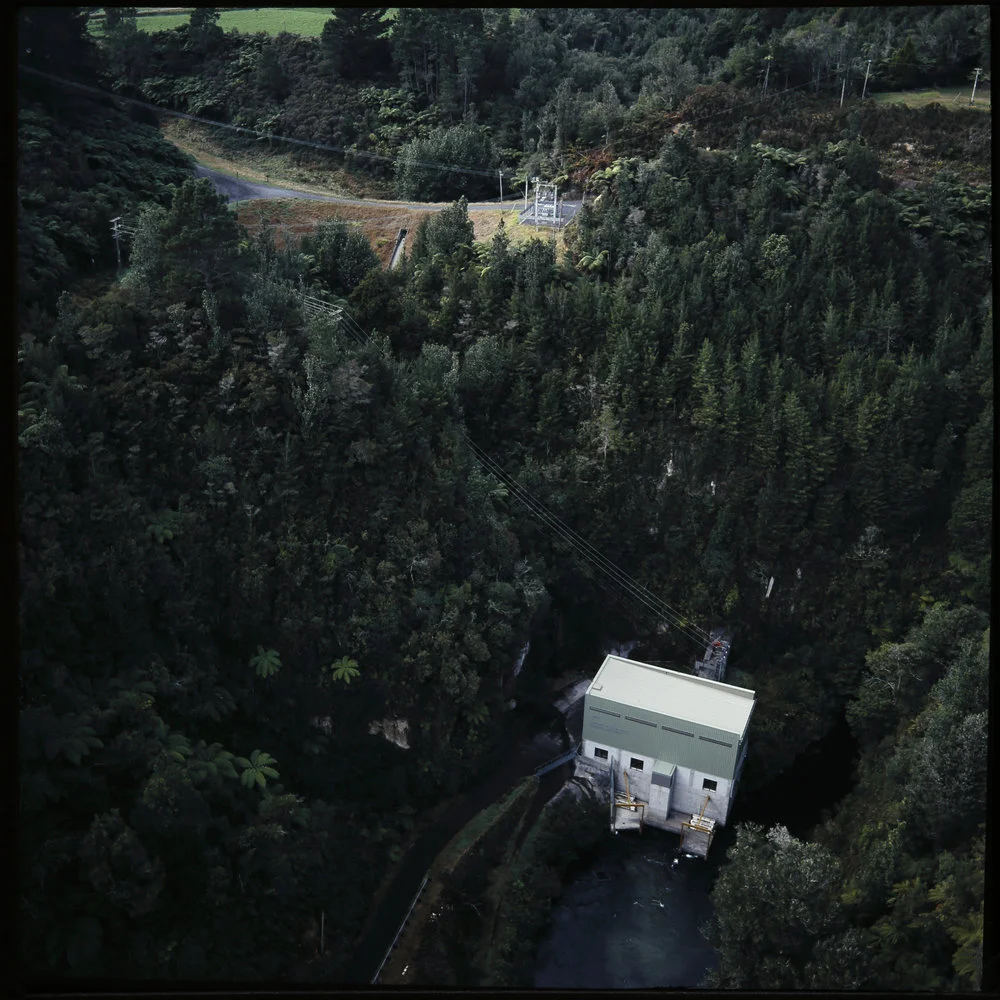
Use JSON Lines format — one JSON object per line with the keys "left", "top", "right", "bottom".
{"left": 193, "top": 163, "right": 582, "bottom": 221}
{"left": 193, "top": 163, "right": 337, "bottom": 203}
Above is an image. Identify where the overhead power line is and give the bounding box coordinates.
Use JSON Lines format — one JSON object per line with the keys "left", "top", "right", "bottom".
{"left": 22, "top": 60, "right": 863, "bottom": 199}
{"left": 462, "top": 437, "right": 711, "bottom": 649}
{"left": 318, "top": 294, "right": 714, "bottom": 649}
{"left": 28, "top": 60, "right": 766, "bottom": 646}
{"left": 332, "top": 306, "right": 709, "bottom": 645}
{"left": 613, "top": 63, "right": 866, "bottom": 161}
{"left": 18, "top": 64, "right": 509, "bottom": 182}
{"left": 105, "top": 208, "right": 703, "bottom": 640}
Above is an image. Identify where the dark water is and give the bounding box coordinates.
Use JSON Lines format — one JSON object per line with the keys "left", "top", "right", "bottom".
{"left": 533, "top": 713, "right": 859, "bottom": 989}
{"left": 534, "top": 828, "right": 723, "bottom": 989}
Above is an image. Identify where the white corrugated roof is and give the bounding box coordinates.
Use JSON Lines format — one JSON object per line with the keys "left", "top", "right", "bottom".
{"left": 587, "top": 654, "right": 755, "bottom": 736}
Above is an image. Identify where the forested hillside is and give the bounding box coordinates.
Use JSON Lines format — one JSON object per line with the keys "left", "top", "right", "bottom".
{"left": 19, "top": 6, "right": 990, "bottom": 989}
{"left": 100, "top": 6, "right": 991, "bottom": 195}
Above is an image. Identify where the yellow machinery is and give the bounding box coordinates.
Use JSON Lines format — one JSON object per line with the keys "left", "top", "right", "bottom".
{"left": 680, "top": 794, "right": 716, "bottom": 857}
{"left": 613, "top": 767, "right": 645, "bottom": 831}
{"left": 695, "top": 794, "right": 710, "bottom": 824}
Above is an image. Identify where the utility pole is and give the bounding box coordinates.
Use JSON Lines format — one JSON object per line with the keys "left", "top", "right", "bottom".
{"left": 111, "top": 215, "right": 136, "bottom": 273}
{"left": 861, "top": 57, "right": 872, "bottom": 100}
{"left": 762, "top": 54, "right": 772, "bottom": 97}
{"left": 840, "top": 74, "right": 847, "bottom": 108}
{"left": 534, "top": 177, "right": 539, "bottom": 230}
{"left": 111, "top": 216, "right": 122, "bottom": 274}
{"left": 498, "top": 169, "right": 503, "bottom": 205}
{"left": 320, "top": 910, "right": 325, "bottom": 955}
{"left": 971, "top": 67, "right": 982, "bottom": 105}
{"left": 524, "top": 176, "right": 529, "bottom": 213}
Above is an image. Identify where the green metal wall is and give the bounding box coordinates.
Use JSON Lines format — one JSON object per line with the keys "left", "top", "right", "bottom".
{"left": 583, "top": 692, "right": 744, "bottom": 779}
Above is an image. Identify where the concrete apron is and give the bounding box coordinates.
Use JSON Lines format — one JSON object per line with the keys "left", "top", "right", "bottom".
{"left": 573, "top": 755, "right": 715, "bottom": 858}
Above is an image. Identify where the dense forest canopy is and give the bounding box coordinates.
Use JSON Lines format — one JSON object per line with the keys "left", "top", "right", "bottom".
{"left": 81, "top": 5, "right": 992, "bottom": 198}
{"left": 18, "top": 5, "right": 990, "bottom": 989}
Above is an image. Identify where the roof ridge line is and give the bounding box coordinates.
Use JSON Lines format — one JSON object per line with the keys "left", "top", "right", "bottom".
{"left": 601, "top": 653, "right": 755, "bottom": 698}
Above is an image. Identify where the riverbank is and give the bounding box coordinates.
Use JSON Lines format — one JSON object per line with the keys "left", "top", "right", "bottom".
{"left": 342, "top": 716, "right": 567, "bottom": 983}
{"left": 392, "top": 771, "right": 608, "bottom": 987}
{"left": 366, "top": 665, "right": 594, "bottom": 986}
{"left": 378, "top": 777, "right": 538, "bottom": 986}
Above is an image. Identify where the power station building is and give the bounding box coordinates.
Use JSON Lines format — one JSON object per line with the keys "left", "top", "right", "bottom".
{"left": 580, "top": 654, "right": 756, "bottom": 853}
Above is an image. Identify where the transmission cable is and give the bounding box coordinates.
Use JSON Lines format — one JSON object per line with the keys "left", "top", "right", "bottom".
{"left": 462, "top": 436, "right": 712, "bottom": 649}
{"left": 674, "top": 63, "right": 862, "bottom": 132}
{"left": 18, "top": 65, "right": 512, "bottom": 184}
{"left": 463, "top": 437, "right": 705, "bottom": 637}
{"left": 20, "top": 60, "right": 858, "bottom": 198}
{"left": 467, "top": 446, "right": 709, "bottom": 649}
{"left": 31, "top": 51, "right": 724, "bottom": 644}
{"left": 329, "top": 292, "right": 714, "bottom": 646}
{"left": 318, "top": 292, "right": 712, "bottom": 645}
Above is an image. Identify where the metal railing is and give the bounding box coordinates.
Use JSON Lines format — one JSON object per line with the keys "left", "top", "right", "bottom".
{"left": 532, "top": 742, "right": 581, "bottom": 777}
{"left": 370, "top": 873, "right": 429, "bottom": 985}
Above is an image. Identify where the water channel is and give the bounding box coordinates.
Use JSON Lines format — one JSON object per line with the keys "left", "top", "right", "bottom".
{"left": 534, "top": 827, "right": 726, "bottom": 989}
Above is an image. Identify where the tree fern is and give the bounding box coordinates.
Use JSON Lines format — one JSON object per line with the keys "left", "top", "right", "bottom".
{"left": 162, "top": 731, "right": 192, "bottom": 763}
{"left": 249, "top": 645, "right": 281, "bottom": 679}
{"left": 189, "top": 741, "right": 238, "bottom": 782}
{"left": 235, "top": 749, "right": 280, "bottom": 789}
{"left": 328, "top": 656, "right": 361, "bottom": 685}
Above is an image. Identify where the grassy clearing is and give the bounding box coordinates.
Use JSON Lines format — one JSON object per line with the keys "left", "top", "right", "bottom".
{"left": 872, "top": 85, "right": 991, "bottom": 111}
{"left": 88, "top": 7, "right": 398, "bottom": 37}
{"left": 163, "top": 118, "right": 568, "bottom": 260}
{"left": 477, "top": 205, "right": 572, "bottom": 257}
{"left": 162, "top": 118, "right": 394, "bottom": 200}
{"left": 471, "top": 209, "right": 539, "bottom": 244}
{"left": 89, "top": 7, "right": 333, "bottom": 37}
{"left": 236, "top": 198, "right": 431, "bottom": 266}
{"left": 235, "top": 199, "right": 564, "bottom": 265}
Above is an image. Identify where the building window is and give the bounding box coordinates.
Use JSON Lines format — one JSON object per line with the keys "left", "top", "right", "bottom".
{"left": 702, "top": 778, "right": 718, "bottom": 791}
{"left": 594, "top": 747, "right": 609, "bottom": 760}
{"left": 630, "top": 757, "right": 644, "bottom": 771}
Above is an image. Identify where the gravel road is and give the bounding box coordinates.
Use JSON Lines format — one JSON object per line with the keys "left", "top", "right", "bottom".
{"left": 193, "top": 163, "right": 338, "bottom": 203}
{"left": 193, "top": 163, "right": 582, "bottom": 220}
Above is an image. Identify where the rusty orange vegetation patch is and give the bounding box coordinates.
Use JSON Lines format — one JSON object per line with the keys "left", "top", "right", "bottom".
{"left": 236, "top": 199, "right": 433, "bottom": 267}
{"left": 236, "top": 199, "right": 526, "bottom": 266}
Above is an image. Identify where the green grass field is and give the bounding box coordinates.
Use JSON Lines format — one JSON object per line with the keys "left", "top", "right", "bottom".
{"left": 872, "top": 85, "right": 991, "bottom": 111}
{"left": 88, "top": 7, "right": 355, "bottom": 38}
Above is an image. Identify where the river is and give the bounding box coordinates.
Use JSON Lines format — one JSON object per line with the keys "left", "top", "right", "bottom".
{"left": 534, "top": 827, "right": 726, "bottom": 989}
{"left": 533, "top": 708, "right": 859, "bottom": 989}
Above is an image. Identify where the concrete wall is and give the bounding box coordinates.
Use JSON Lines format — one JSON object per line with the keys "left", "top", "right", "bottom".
{"left": 583, "top": 737, "right": 734, "bottom": 826}
{"left": 584, "top": 694, "right": 743, "bottom": 779}
{"left": 647, "top": 780, "right": 672, "bottom": 823}
{"left": 671, "top": 765, "right": 733, "bottom": 825}
{"left": 583, "top": 739, "right": 653, "bottom": 801}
